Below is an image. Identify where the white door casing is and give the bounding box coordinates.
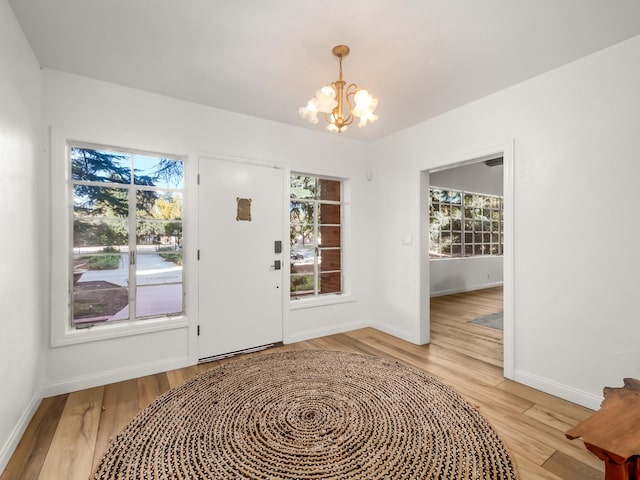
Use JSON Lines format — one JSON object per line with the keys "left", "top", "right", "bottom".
{"left": 198, "top": 156, "right": 284, "bottom": 359}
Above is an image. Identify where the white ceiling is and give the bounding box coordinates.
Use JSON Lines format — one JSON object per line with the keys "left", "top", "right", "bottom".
{"left": 9, "top": 0, "right": 640, "bottom": 141}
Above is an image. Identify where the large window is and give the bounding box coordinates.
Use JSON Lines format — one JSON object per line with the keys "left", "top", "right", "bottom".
{"left": 290, "top": 174, "right": 342, "bottom": 298}
{"left": 70, "top": 144, "right": 184, "bottom": 327}
{"left": 429, "top": 187, "right": 503, "bottom": 258}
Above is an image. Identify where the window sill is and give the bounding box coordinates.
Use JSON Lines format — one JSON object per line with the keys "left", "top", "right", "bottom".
{"left": 51, "top": 315, "right": 190, "bottom": 348}
{"left": 290, "top": 294, "right": 355, "bottom": 310}
{"left": 430, "top": 255, "right": 504, "bottom": 261}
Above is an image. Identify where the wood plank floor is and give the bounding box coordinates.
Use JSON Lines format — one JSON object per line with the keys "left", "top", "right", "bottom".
{"left": 1, "top": 288, "right": 603, "bottom": 479}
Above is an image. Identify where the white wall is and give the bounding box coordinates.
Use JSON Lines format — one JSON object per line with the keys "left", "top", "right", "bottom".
{"left": 430, "top": 257, "right": 503, "bottom": 297}
{"left": 0, "top": 0, "right": 44, "bottom": 471}
{"left": 430, "top": 161, "right": 504, "bottom": 296}
{"left": 430, "top": 161, "right": 503, "bottom": 195}
{"left": 369, "top": 35, "right": 640, "bottom": 408}
{"left": 41, "top": 69, "right": 377, "bottom": 394}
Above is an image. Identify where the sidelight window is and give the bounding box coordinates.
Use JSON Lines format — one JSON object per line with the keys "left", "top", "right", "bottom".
{"left": 70, "top": 143, "right": 184, "bottom": 327}
{"left": 290, "top": 174, "right": 342, "bottom": 298}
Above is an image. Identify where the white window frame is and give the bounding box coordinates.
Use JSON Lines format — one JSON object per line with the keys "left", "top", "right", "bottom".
{"left": 429, "top": 186, "right": 504, "bottom": 259}
{"left": 289, "top": 173, "right": 353, "bottom": 309}
{"left": 50, "top": 127, "right": 190, "bottom": 347}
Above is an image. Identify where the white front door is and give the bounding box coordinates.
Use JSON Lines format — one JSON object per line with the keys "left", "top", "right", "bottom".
{"left": 198, "top": 156, "right": 284, "bottom": 360}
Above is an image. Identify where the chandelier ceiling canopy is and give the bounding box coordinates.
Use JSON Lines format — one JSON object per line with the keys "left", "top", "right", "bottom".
{"left": 299, "top": 45, "right": 378, "bottom": 133}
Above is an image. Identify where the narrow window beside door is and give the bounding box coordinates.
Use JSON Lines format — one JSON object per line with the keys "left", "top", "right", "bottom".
{"left": 70, "top": 143, "right": 185, "bottom": 327}
{"left": 290, "top": 174, "right": 342, "bottom": 298}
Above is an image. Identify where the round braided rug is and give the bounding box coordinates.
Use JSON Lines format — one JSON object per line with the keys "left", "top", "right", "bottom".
{"left": 93, "top": 350, "right": 518, "bottom": 479}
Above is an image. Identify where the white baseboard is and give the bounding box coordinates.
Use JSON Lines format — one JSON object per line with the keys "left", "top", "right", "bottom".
{"left": 430, "top": 281, "right": 503, "bottom": 298}
{"left": 369, "top": 322, "right": 421, "bottom": 345}
{"left": 0, "top": 389, "right": 42, "bottom": 475}
{"left": 514, "top": 369, "right": 603, "bottom": 410}
{"left": 284, "top": 320, "right": 369, "bottom": 344}
{"left": 42, "top": 356, "right": 191, "bottom": 397}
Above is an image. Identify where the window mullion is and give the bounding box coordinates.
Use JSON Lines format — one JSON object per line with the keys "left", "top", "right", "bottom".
{"left": 128, "top": 177, "right": 137, "bottom": 319}
{"left": 314, "top": 200, "right": 319, "bottom": 296}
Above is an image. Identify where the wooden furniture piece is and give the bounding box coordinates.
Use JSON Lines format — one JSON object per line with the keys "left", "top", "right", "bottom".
{"left": 566, "top": 378, "right": 640, "bottom": 480}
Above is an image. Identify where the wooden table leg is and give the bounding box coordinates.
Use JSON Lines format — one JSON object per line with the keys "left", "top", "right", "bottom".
{"left": 604, "top": 457, "right": 638, "bottom": 480}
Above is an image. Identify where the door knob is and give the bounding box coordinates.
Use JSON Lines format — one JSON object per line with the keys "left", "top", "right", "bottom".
{"left": 271, "top": 260, "right": 281, "bottom": 270}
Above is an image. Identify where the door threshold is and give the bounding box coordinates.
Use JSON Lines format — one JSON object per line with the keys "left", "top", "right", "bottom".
{"left": 198, "top": 342, "right": 283, "bottom": 364}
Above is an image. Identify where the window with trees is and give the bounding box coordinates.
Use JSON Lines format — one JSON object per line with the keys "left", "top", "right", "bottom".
{"left": 290, "top": 174, "right": 342, "bottom": 298}
{"left": 70, "top": 143, "right": 184, "bottom": 327}
{"left": 429, "top": 187, "right": 503, "bottom": 258}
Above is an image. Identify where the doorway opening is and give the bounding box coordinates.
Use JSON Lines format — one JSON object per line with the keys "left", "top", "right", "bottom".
{"left": 419, "top": 143, "right": 514, "bottom": 378}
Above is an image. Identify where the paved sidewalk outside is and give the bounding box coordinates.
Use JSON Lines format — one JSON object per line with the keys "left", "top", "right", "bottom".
{"left": 76, "top": 253, "right": 182, "bottom": 321}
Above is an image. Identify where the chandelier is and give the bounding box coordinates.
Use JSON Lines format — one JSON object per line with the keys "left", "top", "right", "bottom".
{"left": 299, "top": 45, "right": 378, "bottom": 133}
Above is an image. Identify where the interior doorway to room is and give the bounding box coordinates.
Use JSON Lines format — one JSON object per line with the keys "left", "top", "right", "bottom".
{"left": 423, "top": 153, "right": 510, "bottom": 374}
{"left": 197, "top": 156, "right": 285, "bottom": 361}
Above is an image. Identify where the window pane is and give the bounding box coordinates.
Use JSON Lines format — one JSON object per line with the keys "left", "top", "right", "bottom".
{"left": 134, "top": 156, "right": 184, "bottom": 189}
{"left": 449, "top": 191, "right": 462, "bottom": 204}
{"left": 71, "top": 147, "right": 131, "bottom": 184}
{"left": 452, "top": 245, "right": 462, "bottom": 257}
{"left": 137, "top": 191, "right": 183, "bottom": 220}
{"left": 290, "top": 246, "right": 315, "bottom": 274}
{"left": 319, "top": 249, "right": 340, "bottom": 272}
{"left": 74, "top": 185, "right": 128, "bottom": 218}
{"left": 291, "top": 275, "right": 314, "bottom": 297}
{"left": 290, "top": 225, "right": 316, "bottom": 247}
{"left": 317, "top": 179, "right": 340, "bottom": 201}
{"left": 74, "top": 219, "right": 128, "bottom": 250}
{"left": 290, "top": 201, "right": 314, "bottom": 224}
{"left": 73, "top": 252, "right": 128, "bottom": 277}
{"left": 73, "top": 286, "right": 129, "bottom": 325}
{"left": 318, "top": 226, "right": 340, "bottom": 247}
{"left": 319, "top": 272, "right": 341, "bottom": 294}
{"left": 318, "top": 203, "right": 340, "bottom": 224}
{"left": 137, "top": 220, "right": 182, "bottom": 251}
{"left": 290, "top": 176, "right": 316, "bottom": 199}
{"left": 136, "top": 252, "right": 182, "bottom": 286}
{"left": 136, "top": 284, "right": 182, "bottom": 318}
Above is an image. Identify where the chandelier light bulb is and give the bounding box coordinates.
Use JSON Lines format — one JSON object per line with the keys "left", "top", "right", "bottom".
{"left": 298, "top": 99, "right": 319, "bottom": 124}
{"left": 299, "top": 45, "right": 378, "bottom": 133}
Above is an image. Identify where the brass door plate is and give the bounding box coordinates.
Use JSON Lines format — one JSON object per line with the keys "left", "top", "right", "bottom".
{"left": 236, "top": 197, "right": 252, "bottom": 221}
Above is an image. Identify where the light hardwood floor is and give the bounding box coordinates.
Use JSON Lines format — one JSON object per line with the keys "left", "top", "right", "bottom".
{"left": 1, "top": 287, "right": 603, "bottom": 479}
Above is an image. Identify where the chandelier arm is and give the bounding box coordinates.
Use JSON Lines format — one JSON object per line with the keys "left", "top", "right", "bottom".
{"left": 345, "top": 83, "right": 358, "bottom": 115}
